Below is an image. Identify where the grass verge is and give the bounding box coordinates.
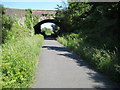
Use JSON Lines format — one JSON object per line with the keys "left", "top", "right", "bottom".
{"left": 2, "top": 34, "right": 44, "bottom": 88}
{"left": 57, "top": 34, "right": 120, "bottom": 84}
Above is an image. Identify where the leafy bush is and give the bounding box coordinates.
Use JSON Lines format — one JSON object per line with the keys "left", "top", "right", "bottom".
{"left": 2, "top": 34, "right": 44, "bottom": 88}
{"left": 33, "top": 15, "right": 39, "bottom": 26}
{"left": 2, "top": 23, "right": 33, "bottom": 43}
{"left": 0, "top": 5, "right": 14, "bottom": 43}
{"left": 24, "top": 9, "right": 33, "bottom": 29}
{"left": 24, "top": 9, "right": 39, "bottom": 29}
{"left": 56, "top": 2, "right": 120, "bottom": 83}
{"left": 55, "top": 2, "right": 119, "bottom": 50}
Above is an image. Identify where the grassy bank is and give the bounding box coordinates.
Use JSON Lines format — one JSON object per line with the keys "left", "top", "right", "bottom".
{"left": 1, "top": 6, "right": 44, "bottom": 88}
{"left": 1, "top": 22, "right": 44, "bottom": 88}
{"left": 55, "top": 2, "right": 120, "bottom": 84}
{"left": 57, "top": 33, "right": 120, "bottom": 83}
{"left": 2, "top": 35, "right": 43, "bottom": 88}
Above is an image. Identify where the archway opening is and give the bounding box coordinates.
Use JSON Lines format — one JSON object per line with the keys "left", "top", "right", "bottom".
{"left": 41, "top": 22, "right": 60, "bottom": 37}
{"left": 34, "top": 19, "right": 62, "bottom": 38}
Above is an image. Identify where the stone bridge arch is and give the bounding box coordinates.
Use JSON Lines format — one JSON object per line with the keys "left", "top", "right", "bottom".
{"left": 5, "top": 8, "right": 56, "bottom": 26}
{"left": 34, "top": 19, "right": 63, "bottom": 37}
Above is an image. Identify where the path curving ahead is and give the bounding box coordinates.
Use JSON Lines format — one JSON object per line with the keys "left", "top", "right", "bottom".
{"left": 32, "top": 39, "right": 119, "bottom": 88}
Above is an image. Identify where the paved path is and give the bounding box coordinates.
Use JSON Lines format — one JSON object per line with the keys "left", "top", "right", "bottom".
{"left": 32, "top": 39, "right": 119, "bottom": 88}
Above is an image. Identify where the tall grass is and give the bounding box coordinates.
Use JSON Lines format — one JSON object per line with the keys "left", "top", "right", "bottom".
{"left": 2, "top": 35, "right": 43, "bottom": 88}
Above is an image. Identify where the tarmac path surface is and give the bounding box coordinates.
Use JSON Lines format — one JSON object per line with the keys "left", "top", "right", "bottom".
{"left": 32, "top": 39, "right": 119, "bottom": 88}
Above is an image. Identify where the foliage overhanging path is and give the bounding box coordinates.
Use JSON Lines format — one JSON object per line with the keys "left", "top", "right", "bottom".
{"left": 32, "top": 39, "right": 118, "bottom": 88}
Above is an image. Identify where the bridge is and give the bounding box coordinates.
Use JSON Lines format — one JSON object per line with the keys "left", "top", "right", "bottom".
{"left": 5, "top": 8, "right": 56, "bottom": 26}
{"left": 5, "top": 8, "right": 64, "bottom": 37}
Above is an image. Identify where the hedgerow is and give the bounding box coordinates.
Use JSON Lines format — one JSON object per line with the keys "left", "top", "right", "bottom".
{"left": 56, "top": 2, "right": 120, "bottom": 84}
{"left": 2, "top": 34, "right": 43, "bottom": 88}
{"left": 57, "top": 33, "right": 120, "bottom": 83}
{"left": 1, "top": 6, "right": 44, "bottom": 88}
{"left": 3, "top": 23, "right": 34, "bottom": 44}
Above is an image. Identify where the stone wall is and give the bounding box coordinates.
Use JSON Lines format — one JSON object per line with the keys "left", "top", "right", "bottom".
{"left": 5, "top": 8, "right": 56, "bottom": 26}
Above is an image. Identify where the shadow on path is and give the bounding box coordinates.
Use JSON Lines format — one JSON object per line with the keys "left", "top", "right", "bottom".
{"left": 42, "top": 45, "right": 119, "bottom": 88}
{"left": 42, "top": 46, "right": 70, "bottom": 52}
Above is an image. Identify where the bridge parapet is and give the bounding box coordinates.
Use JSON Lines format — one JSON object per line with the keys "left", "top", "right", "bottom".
{"left": 5, "top": 8, "right": 56, "bottom": 26}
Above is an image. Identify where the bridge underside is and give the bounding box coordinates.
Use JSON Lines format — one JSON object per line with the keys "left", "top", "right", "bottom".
{"left": 34, "top": 19, "right": 63, "bottom": 38}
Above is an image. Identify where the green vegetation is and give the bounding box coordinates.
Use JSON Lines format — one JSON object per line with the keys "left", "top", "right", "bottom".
{"left": 41, "top": 13, "right": 54, "bottom": 16}
{"left": 33, "top": 15, "right": 39, "bottom": 26}
{"left": 51, "top": 24, "right": 60, "bottom": 34}
{"left": 41, "top": 27, "right": 54, "bottom": 35}
{"left": 2, "top": 34, "right": 43, "bottom": 88}
{"left": 1, "top": 6, "right": 44, "bottom": 88}
{"left": 25, "top": 9, "right": 39, "bottom": 29}
{"left": 56, "top": 2, "right": 120, "bottom": 83}
{"left": 2, "top": 23, "right": 34, "bottom": 44}
{"left": 24, "top": 9, "right": 33, "bottom": 29}
{"left": 1, "top": 5, "right": 13, "bottom": 43}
